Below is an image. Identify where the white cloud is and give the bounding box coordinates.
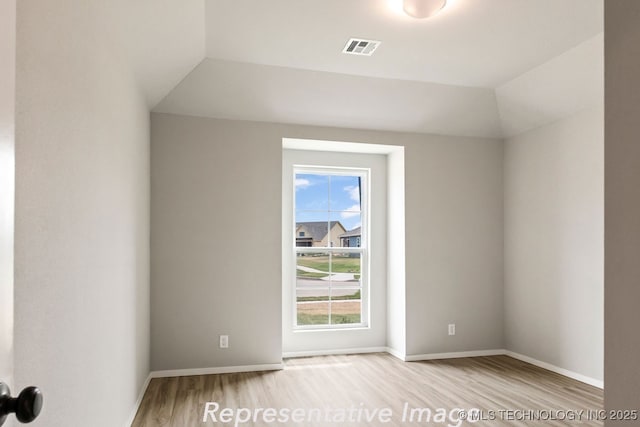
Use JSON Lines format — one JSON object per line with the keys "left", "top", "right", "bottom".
{"left": 295, "top": 178, "right": 311, "bottom": 190}
{"left": 341, "top": 204, "right": 361, "bottom": 219}
{"left": 344, "top": 185, "right": 360, "bottom": 202}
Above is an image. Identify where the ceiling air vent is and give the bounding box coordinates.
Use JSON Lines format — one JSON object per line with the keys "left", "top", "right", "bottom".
{"left": 342, "top": 38, "right": 381, "bottom": 56}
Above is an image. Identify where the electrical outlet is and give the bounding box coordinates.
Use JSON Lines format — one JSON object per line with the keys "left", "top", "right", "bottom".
{"left": 219, "top": 335, "right": 229, "bottom": 348}
{"left": 448, "top": 324, "right": 456, "bottom": 336}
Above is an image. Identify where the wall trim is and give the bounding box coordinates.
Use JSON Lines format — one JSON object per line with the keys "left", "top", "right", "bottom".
{"left": 505, "top": 351, "right": 603, "bottom": 389}
{"left": 150, "top": 363, "right": 284, "bottom": 379}
{"left": 385, "top": 346, "right": 407, "bottom": 361}
{"left": 404, "top": 349, "right": 506, "bottom": 362}
{"left": 282, "top": 347, "right": 388, "bottom": 359}
{"left": 403, "top": 350, "right": 603, "bottom": 388}
{"left": 124, "top": 373, "right": 152, "bottom": 427}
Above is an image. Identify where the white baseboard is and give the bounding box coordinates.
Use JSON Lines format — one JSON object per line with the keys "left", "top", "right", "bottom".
{"left": 125, "top": 373, "right": 152, "bottom": 427}
{"left": 505, "top": 351, "right": 603, "bottom": 389}
{"left": 282, "top": 346, "right": 388, "bottom": 358}
{"left": 405, "top": 349, "right": 506, "bottom": 362}
{"left": 385, "top": 346, "right": 407, "bottom": 361}
{"left": 150, "top": 363, "right": 284, "bottom": 379}
{"left": 403, "top": 349, "right": 603, "bottom": 389}
{"left": 282, "top": 347, "right": 504, "bottom": 363}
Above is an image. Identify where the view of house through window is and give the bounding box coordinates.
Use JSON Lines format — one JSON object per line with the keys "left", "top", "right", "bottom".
{"left": 294, "top": 168, "right": 368, "bottom": 329}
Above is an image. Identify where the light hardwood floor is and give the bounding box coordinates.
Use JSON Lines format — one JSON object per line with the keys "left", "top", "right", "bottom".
{"left": 132, "top": 354, "right": 603, "bottom": 426}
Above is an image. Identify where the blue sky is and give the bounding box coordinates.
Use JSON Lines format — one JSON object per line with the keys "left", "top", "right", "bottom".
{"left": 295, "top": 173, "right": 361, "bottom": 231}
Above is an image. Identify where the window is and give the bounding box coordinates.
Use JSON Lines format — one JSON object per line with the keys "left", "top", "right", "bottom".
{"left": 293, "top": 167, "right": 368, "bottom": 329}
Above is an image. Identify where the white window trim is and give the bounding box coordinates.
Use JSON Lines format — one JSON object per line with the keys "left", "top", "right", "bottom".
{"left": 292, "top": 165, "right": 370, "bottom": 331}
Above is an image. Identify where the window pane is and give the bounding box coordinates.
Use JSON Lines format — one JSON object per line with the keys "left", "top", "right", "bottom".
{"left": 331, "top": 299, "right": 361, "bottom": 325}
{"left": 295, "top": 173, "right": 329, "bottom": 211}
{"left": 297, "top": 287, "right": 330, "bottom": 326}
{"left": 329, "top": 175, "right": 361, "bottom": 212}
{"left": 293, "top": 168, "right": 367, "bottom": 329}
{"left": 295, "top": 211, "right": 329, "bottom": 223}
{"left": 330, "top": 252, "right": 361, "bottom": 286}
{"left": 296, "top": 253, "right": 330, "bottom": 286}
{"left": 330, "top": 211, "right": 361, "bottom": 246}
{"left": 295, "top": 213, "right": 330, "bottom": 247}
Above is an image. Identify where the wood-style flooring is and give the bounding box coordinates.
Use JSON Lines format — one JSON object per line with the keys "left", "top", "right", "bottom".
{"left": 131, "top": 353, "right": 603, "bottom": 426}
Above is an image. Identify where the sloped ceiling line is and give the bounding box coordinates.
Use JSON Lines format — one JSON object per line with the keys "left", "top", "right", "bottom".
{"left": 153, "top": 32, "right": 603, "bottom": 139}
{"left": 150, "top": 0, "right": 602, "bottom": 139}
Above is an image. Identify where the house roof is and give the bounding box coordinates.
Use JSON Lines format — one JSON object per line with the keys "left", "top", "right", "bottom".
{"left": 296, "top": 221, "right": 344, "bottom": 242}
{"left": 339, "top": 227, "right": 362, "bottom": 239}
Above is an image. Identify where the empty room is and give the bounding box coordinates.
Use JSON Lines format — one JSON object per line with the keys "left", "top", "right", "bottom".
{"left": 2, "top": 0, "right": 640, "bottom": 426}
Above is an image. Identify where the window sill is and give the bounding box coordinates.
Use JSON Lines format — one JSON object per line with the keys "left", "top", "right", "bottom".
{"left": 293, "top": 326, "right": 370, "bottom": 333}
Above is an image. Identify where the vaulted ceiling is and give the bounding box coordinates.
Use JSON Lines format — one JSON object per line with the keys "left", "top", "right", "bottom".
{"left": 150, "top": 0, "right": 603, "bottom": 138}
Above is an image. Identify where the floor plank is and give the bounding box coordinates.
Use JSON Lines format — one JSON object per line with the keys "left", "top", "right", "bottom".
{"left": 132, "top": 354, "right": 603, "bottom": 426}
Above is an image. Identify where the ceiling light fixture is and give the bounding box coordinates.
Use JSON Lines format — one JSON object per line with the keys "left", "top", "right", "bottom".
{"left": 402, "top": 0, "right": 447, "bottom": 19}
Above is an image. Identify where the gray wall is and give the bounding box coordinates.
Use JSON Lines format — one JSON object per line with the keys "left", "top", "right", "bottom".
{"left": 404, "top": 136, "right": 504, "bottom": 355}
{"left": 150, "top": 113, "right": 504, "bottom": 369}
{"left": 14, "top": 1, "right": 150, "bottom": 426}
{"left": 604, "top": 1, "right": 640, "bottom": 421}
{"left": 150, "top": 115, "right": 283, "bottom": 370}
{"left": 504, "top": 107, "right": 604, "bottom": 381}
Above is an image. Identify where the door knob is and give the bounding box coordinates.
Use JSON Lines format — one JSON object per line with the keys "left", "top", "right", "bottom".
{"left": 0, "top": 382, "right": 43, "bottom": 425}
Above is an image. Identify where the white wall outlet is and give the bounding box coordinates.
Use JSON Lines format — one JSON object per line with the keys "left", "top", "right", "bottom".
{"left": 448, "top": 324, "right": 456, "bottom": 336}
{"left": 219, "top": 335, "right": 229, "bottom": 348}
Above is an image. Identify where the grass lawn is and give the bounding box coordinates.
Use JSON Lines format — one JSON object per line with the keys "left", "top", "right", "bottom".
{"left": 296, "top": 269, "right": 328, "bottom": 279}
{"left": 297, "top": 290, "right": 360, "bottom": 302}
{"left": 296, "top": 299, "right": 361, "bottom": 325}
{"left": 297, "top": 313, "right": 361, "bottom": 325}
{"left": 296, "top": 255, "right": 360, "bottom": 274}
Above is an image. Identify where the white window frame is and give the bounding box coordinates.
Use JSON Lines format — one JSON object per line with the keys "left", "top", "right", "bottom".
{"left": 292, "top": 165, "right": 370, "bottom": 330}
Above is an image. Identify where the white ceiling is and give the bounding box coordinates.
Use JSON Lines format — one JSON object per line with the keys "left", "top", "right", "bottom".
{"left": 152, "top": 0, "right": 604, "bottom": 139}
{"left": 204, "top": 0, "right": 602, "bottom": 88}
{"left": 154, "top": 58, "right": 503, "bottom": 137}
{"left": 107, "top": 0, "right": 205, "bottom": 107}
{"left": 497, "top": 33, "right": 603, "bottom": 137}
